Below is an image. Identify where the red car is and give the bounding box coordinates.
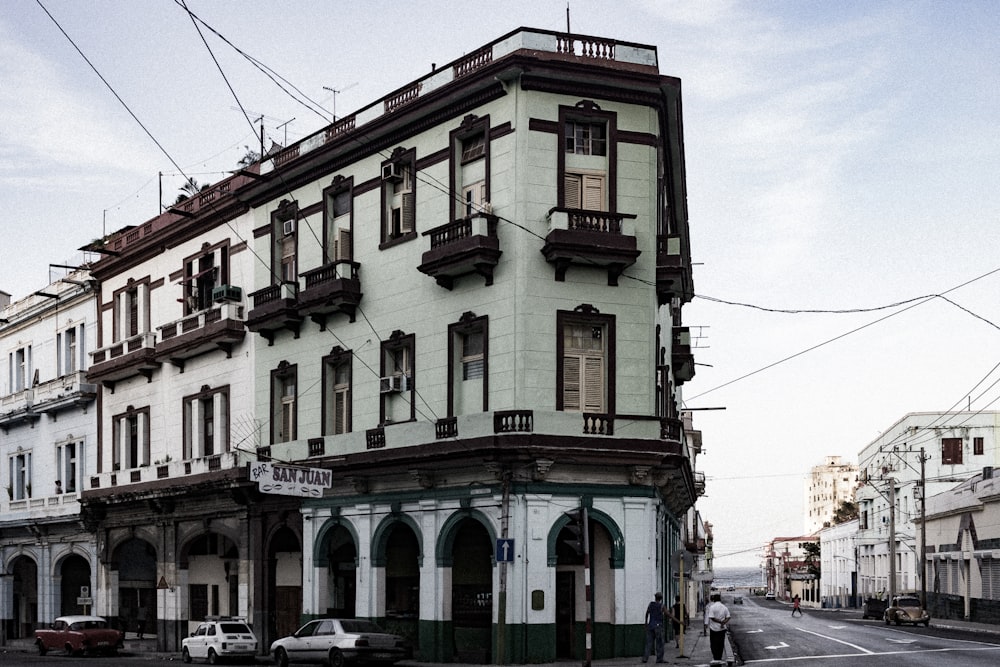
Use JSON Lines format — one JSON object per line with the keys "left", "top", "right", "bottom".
{"left": 35, "top": 615, "right": 124, "bottom": 656}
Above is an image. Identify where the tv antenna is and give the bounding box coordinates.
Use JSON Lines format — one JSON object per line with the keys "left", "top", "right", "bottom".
{"left": 322, "top": 83, "right": 358, "bottom": 122}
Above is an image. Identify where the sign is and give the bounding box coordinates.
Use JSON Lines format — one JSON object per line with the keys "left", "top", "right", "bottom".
{"left": 77, "top": 597, "right": 93, "bottom": 606}
{"left": 691, "top": 570, "right": 715, "bottom": 582}
{"left": 249, "top": 462, "right": 332, "bottom": 497}
{"left": 670, "top": 550, "right": 694, "bottom": 572}
{"left": 80, "top": 586, "right": 89, "bottom": 597}
{"left": 496, "top": 538, "right": 515, "bottom": 562}
{"left": 157, "top": 576, "right": 169, "bottom": 590}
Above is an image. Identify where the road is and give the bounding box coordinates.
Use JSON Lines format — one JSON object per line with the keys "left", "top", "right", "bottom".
{"left": 730, "top": 595, "right": 1000, "bottom": 666}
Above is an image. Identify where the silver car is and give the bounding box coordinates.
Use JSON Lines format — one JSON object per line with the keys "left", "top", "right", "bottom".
{"left": 271, "top": 619, "right": 406, "bottom": 667}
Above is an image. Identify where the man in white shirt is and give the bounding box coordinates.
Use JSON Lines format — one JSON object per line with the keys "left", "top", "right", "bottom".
{"left": 705, "top": 593, "right": 731, "bottom": 664}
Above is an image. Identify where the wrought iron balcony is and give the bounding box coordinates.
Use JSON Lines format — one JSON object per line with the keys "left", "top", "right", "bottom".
{"left": 155, "top": 302, "right": 246, "bottom": 369}
{"left": 418, "top": 213, "right": 501, "bottom": 289}
{"left": 672, "top": 326, "right": 695, "bottom": 384}
{"left": 88, "top": 332, "right": 160, "bottom": 386}
{"left": 298, "top": 260, "right": 362, "bottom": 328}
{"left": 246, "top": 281, "right": 302, "bottom": 344}
{"left": 542, "top": 208, "right": 639, "bottom": 284}
{"left": 656, "top": 234, "right": 694, "bottom": 305}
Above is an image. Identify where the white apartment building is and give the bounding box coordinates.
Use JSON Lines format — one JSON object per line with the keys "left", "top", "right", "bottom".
{"left": 856, "top": 411, "right": 1000, "bottom": 601}
{"left": 0, "top": 272, "right": 98, "bottom": 640}
{"left": 804, "top": 455, "right": 858, "bottom": 535}
{"left": 819, "top": 518, "right": 858, "bottom": 609}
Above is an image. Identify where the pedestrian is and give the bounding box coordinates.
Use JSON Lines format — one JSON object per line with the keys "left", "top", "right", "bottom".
{"left": 791, "top": 594, "right": 802, "bottom": 617}
{"left": 705, "top": 592, "right": 731, "bottom": 664}
{"left": 136, "top": 605, "right": 147, "bottom": 639}
{"left": 642, "top": 592, "right": 666, "bottom": 663}
{"left": 666, "top": 595, "right": 689, "bottom": 648}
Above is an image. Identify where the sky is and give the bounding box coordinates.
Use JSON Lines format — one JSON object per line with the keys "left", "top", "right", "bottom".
{"left": 2, "top": 1, "right": 999, "bottom": 569}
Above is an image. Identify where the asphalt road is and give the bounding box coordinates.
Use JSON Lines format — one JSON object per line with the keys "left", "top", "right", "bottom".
{"left": 731, "top": 596, "right": 1000, "bottom": 666}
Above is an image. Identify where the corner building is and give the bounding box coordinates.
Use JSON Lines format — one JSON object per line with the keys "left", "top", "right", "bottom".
{"left": 241, "top": 28, "right": 697, "bottom": 662}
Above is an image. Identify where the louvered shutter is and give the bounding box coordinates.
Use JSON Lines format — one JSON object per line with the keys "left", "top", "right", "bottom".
{"left": 333, "top": 388, "right": 348, "bottom": 434}
{"left": 563, "top": 355, "right": 581, "bottom": 411}
{"left": 401, "top": 192, "right": 415, "bottom": 233}
{"left": 581, "top": 174, "right": 606, "bottom": 211}
{"left": 582, "top": 356, "right": 605, "bottom": 412}
{"left": 337, "top": 228, "right": 352, "bottom": 261}
{"left": 564, "top": 174, "right": 582, "bottom": 209}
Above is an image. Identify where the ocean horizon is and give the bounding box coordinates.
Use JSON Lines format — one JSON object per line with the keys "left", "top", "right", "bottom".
{"left": 709, "top": 565, "right": 766, "bottom": 589}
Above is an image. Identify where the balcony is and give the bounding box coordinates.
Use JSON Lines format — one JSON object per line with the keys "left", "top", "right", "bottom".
{"left": 656, "top": 234, "right": 694, "bottom": 304}
{"left": 155, "top": 302, "right": 246, "bottom": 370}
{"left": 542, "top": 208, "right": 639, "bottom": 285}
{"left": 0, "top": 389, "right": 38, "bottom": 430}
{"left": 246, "top": 282, "right": 302, "bottom": 344}
{"left": 298, "top": 261, "right": 362, "bottom": 328}
{"left": 417, "top": 213, "right": 502, "bottom": 289}
{"left": 88, "top": 332, "right": 160, "bottom": 387}
{"left": 694, "top": 471, "right": 706, "bottom": 497}
{"left": 32, "top": 371, "right": 97, "bottom": 415}
{"left": 672, "top": 327, "right": 695, "bottom": 385}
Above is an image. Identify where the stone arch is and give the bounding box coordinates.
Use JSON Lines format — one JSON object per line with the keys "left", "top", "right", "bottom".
{"left": 371, "top": 513, "right": 423, "bottom": 567}
{"left": 547, "top": 506, "right": 625, "bottom": 567}
{"left": 436, "top": 509, "right": 497, "bottom": 567}
{"left": 313, "top": 517, "right": 360, "bottom": 567}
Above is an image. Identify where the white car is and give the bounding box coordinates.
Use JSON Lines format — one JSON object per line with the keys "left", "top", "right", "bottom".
{"left": 182, "top": 617, "right": 258, "bottom": 664}
{"left": 270, "top": 618, "right": 406, "bottom": 667}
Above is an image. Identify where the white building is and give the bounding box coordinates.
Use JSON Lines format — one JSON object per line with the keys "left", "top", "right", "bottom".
{"left": 856, "top": 412, "right": 999, "bottom": 601}
{"left": 804, "top": 455, "right": 857, "bottom": 535}
{"left": 0, "top": 271, "right": 99, "bottom": 640}
{"left": 819, "top": 518, "right": 858, "bottom": 609}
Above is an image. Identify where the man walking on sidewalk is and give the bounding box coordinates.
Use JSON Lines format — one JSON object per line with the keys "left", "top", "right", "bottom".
{"left": 643, "top": 592, "right": 666, "bottom": 663}
{"left": 705, "top": 593, "right": 731, "bottom": 665}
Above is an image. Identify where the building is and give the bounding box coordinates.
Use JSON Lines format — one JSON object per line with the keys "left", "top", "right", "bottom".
{"left": 0, "top": 271, "right": 99, "bottom": 641}
{"left": 918, "top": 466, "right": 1000, "bottom": 624}
{"left": 855, "top": 412, "right": 999, "bottom": 602}
{"left": 235, "top": 27, "right": 699, "bottom": 663}
{"left": 804, "top": 455, "right": 857, "bottom": 535}
{"left": 819, "top": 518, "right": 857, "bottom": 608}
{"left": 765, "top": 536, "right": 819, "bottom": 606}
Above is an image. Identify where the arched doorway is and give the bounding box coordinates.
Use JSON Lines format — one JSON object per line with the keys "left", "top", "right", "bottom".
{"left": 268, "top": 526, "right": 301, "bottom": 642}
{"left": 324, "top": 524, "right": 357, "bottom": 619}
{"left": 116, "top": 538, "right": 157, "bottom": 638}
{"left": 382, "top": 522, "right": 420, "bottom": 653}
{"left": 450, "top": 518, "right": 492, "bottom": 664}
{"left": 9, "top": 555, "right": 37, "bottom": 639}
{"left": 59, "top": 554, "right": 92, "bottom": 616}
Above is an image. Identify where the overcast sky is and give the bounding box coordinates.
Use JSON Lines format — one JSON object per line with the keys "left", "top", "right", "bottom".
{"left": 2, "top": 1, "right": 998, "bottom": 569}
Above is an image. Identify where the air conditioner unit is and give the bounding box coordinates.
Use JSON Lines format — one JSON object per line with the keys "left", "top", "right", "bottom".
{"left": 382, "top": 162, "right": 403, "bottom": 182}
{"left": 282, "top": 219, "right": 296, "bottom": 236}
{"left": 211, "top": 285, "right": 242, "bottom": 303}
{"left": 380, "top": 375, "right": 409, "bottom": 393}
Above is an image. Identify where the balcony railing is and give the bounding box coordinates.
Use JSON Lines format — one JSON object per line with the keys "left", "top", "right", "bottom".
{"left": 87, "top": 331, "right": 159, "bottom": 385}
{"left": 494, "top": 410, "right": 533, "bottom": 433}
{"left": 543, "top": 208, "right": 639, "bottom": 284}
{"left": 419, "top": 213, "right": 501, "bottom": 289}
{"left": 246, "top": 282, "right": 302, "bottom": 343}
{"left": 31, "top": 371, "right": 97, "bottom": 414}
{"left": 582, "top": 413, "right": 614, "bottom": 435}
{"left": 155, "top": 302, "right": 246, "bottom": 367}
{"left": 298, "top": 261, "right": 362, "bottom": 326}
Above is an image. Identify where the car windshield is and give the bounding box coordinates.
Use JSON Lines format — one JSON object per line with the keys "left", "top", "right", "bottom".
{"left": 898, "top": 597, "right": 920, "bottom": 607}
{"left": 220, "top": 623, "right": 252, "bottom": 634}
{"left": 339, "top": 620, "right": 385, "bottom": 634}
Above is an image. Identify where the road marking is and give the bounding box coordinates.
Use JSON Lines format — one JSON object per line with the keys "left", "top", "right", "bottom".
{"left": 743, "top": 645, "right": 1000, "bottom": 663}
{"left": 827, "top": 625, "right": 846, "bottom": 630}
{"left": 886, "top": 638, "right": 916, "bottom": 644}
{"left": 795, "top": 627, "right": 874, "bottom": 654}
{"left": 746, "top": 629, "right": 763, "bottom": 634}
{"left": 765, "top": 642, "right": 789, "bottom": 650}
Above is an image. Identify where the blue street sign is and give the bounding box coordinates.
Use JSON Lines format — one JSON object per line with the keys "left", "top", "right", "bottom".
{"left": 496, "top": 538, "right": 515, "bottom": 562}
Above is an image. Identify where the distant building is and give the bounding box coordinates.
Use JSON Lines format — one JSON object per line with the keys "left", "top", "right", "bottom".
{"left": 804, "top": 455, "right": 857, "bottom": 535}
{"left": 819, "top": 518, "right": 858, "bottom": 608}
{"left": 855, "top": 412, "right": 998, "bottom": 602}
{"left": 765, "top": 535, "right": 819, "bottom": 606}
{"left": 918, "top": 466, "right": 1000, "bottom": 624}
{"left": 0, "top": 271, "right": 98, "bottom": 639}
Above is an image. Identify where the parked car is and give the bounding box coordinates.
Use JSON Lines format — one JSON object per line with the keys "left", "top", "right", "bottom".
{"left": 270, "top": 618, "right": 407, "bottom": 667}
{"left": 884, "top": 595, "right": 930, "bottom": 627}
{"left": 733, "top": 595, "right": 744, "bottom": 604}
{"left": 182, "top": 617, "right": 258, "bottom": 664}
{"left": 861, "top": 597, "right": 887, "bottom": 620}
{"left": 764, "top": 591, "right": 776, "bottom": 600}
{"left": 34, "top": 615, "right": 123, "bottom": 656}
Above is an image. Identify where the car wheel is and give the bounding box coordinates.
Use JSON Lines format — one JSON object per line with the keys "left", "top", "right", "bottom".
{"left": 924, "top": 620, "right": 930, "bottom": 627}
{"left": 275, "top": 647, "right": 290, "bottom": 667}
{"left": 183, "top": 647, "right": 192, "bottom": 664}
{"left": 208, "top": 648, "right": 219, "bottom": 665}
{"left": 884, "top": 616, "right": 890, "bottom": 625}
{"left": 895, "top": 618, "right": 901, "bottom": 626}
{"left": 330, "top": 647, "right": 346, "bottom": 667}
{"left": 36, "top": 640, "right": 47, "bottom": 656}
{"left": 65, "top": 643, "right": 76, "bottom": 656}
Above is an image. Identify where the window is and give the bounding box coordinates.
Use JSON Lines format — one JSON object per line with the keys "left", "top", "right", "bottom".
{"left": 322, "top": 349, "right": 352, "bottom": 436}
{"left": 61, "top": 327, "right": 78, "bottom": 375}
{"left": 112, "top": 406, "right": 150, "bottom": 470}
{"left": 57, "top": 441, "right": 80, "bottom": 493}
{"left": 563, "top": 172, "right": 606, "bottom": 211}
{"left": 381, "top": 150, "right": 416, "bottom": 244}
{"left": 448, "top": 314, "right": 488, "bottom": 416}
{"left": 565, "top": 121, "right": 606, "bottom": 156}
{"left": 183, "top": 387, "right": 229, "bottom": 459}
{"left": 271, "top": 363, "right": 297, "bottom": 444}
{"left": 183, "top": 244, "right": 229, "bottom": 313}
{"left": 463, "top": 181, "right": 487, "bottom": 216}
{"left": 113, "top": 282, "right": 148, "bottom": 342}
{"left": 381, "top": 331, "right": 414, "bottom": 424}
{"left": 941, "top": 437, "right": 963, "bottom": 465}
{"left": 190, "top": 584, "right": 219, "bottom": 619}
{"left": 451, "top": 117, "right": 490, "bottom": 220}
{"left": 974, "top": 437, "right": 984, "bottom": 455}
{"left": 325, "top": 182, "right": 353, "bottom": 263}
{"left": 461, "top": 134, "right": 486, "bottom": 162}
{"left": 10, "top": 345, "right": 31, "bottom": 392}
{"left": 8, "top": 452, "right": 31, "bottom": 500}
{"left": 272, "top": 202, "right": 299, "bottom": 283}
{"left": 557, "top": 308, "right": 615, "bottom": 414}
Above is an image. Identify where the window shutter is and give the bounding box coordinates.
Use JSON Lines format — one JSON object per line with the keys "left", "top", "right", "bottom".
{"left": 582, "top": 356, "right": 605, "bottom": 412}
{"left": 564, "top": 174, "right": 582, "bottom": 209}
{"left": 336, "top": 228, "right": 352, "bottom": 261}
{"left": 333, "top": 388, "right": 348, "bottom": 434}
{"left": 582, "top": 174, "right": 605, "bottom": 211}
{"left": 281, "top": 400, "right": 294, "bottom": 442}
{"left": 401, "top": 192, "right": 415, "bottom": 233}
{"left": 563, "top": 355, "right": 581, "bottom": 411}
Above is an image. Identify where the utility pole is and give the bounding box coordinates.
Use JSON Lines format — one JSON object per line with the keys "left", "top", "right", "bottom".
{"left": 888, "top": 478, "right": 896, "bottom": 601}
{"left": 919, "top": 447, "right": 928, "bottom": 608}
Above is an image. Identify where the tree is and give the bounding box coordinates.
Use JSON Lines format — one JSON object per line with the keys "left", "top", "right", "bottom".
{"left": 237, "top": 145, "right": 260, "bottom": 168}
{"left": 174, "top": 178, "right": 208, "bottom": 204}
{"left": 832, "top": 500, "right": 858, "bottom": 525}
{"left": 802, "top": 541, "right": 821, "bottom": 577}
